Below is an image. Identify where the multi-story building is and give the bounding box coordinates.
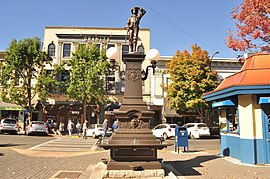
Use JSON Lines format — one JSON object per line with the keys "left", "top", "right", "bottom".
{"left": 42, "top": 26, "right": 151, "bottom": 127}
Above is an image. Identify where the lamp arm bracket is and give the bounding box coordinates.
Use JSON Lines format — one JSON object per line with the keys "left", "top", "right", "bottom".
{"left": 141, "top": 65, "right": 151, "bottom": 81}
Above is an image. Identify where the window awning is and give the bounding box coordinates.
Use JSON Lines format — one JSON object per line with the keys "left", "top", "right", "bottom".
{"left": 0, "top": 106, "right": 25, "bottom": 110}
{"left": 212, "top": 100, "right": 236, "bottom": 108}
{"left": 259, "top": 97, "right": 270, "bottom": 104}
{"left": 0, "top": 102, "right": 25, "bottom": 111}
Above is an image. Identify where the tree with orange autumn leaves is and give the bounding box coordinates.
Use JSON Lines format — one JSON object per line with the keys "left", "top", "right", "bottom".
{"left": 163, "top": 44, "right": 219, "bottom": 121}
{"left": 226, "top": 0, "right": 270, "bottom": 53}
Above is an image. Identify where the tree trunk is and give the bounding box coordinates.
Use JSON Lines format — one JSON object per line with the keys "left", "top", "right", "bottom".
{"left": 83, "top": 95, "right": 87, "bottom": 122}
{"left": 197, "top": 105, "right": 204, "bottom": 123}
{"left": 25, "top": 76, "right": 32, "bottom": 134}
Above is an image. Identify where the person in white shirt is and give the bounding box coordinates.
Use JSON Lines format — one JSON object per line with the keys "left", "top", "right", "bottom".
{"left": 67, "top": 120, "right": 74, "bottom": 138}
{"left": 82, "top": 120, "right": 88, "bottom": 139}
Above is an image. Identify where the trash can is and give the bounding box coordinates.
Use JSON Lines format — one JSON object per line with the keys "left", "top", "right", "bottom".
{"left": 175, "top": 126, "right": 188, "bottom": 153}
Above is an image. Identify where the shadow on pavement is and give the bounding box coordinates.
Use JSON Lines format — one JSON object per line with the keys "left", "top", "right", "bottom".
{"left": 163, "top": 155, "right": 219, "bottom": 177}
{"left": 0, "top": 143, "right": 25, "bottom": 147}
{"left": 183, "top": 149, "right": 205, "bottom": 153}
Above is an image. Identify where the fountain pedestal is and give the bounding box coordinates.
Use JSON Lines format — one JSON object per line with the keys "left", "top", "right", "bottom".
{"left": 101, "top": 128, "right": 169, "bottom": 170}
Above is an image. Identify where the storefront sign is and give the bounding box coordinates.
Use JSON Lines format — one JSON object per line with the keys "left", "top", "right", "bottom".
{"left": 71, "top": 111, "right": 80, "bottom": 114}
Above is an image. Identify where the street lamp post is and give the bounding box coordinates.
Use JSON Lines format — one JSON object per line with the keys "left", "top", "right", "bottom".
{"left": 209, "top": 51, "right": 219, "bottom": 128}
{"left": 209, "top": 51, "right": 219, "bottom": 70}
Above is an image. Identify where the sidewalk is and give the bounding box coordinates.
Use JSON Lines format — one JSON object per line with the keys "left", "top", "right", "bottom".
{"left": 159, "top": 149, "right": 270, "bottom": 179}
{"left": 74, "top": 147, "right": 270, "bottom": 179}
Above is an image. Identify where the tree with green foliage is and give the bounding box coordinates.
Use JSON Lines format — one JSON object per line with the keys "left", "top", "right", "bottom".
{"left": 61, "top": 43, "right": 109, "bottom": 122}
{"left": 164, "top": 44, "right": 219, "bottom": 121}
{"left": 0, "top": 37, "right": 53, "bottom": 121}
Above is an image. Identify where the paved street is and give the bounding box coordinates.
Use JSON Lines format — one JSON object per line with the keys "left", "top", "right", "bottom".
{"left": 28, "top": 137, "right": 97, "bottom": 152}
{"left": 1, "top": 134, "right": 270, "bottom": 179}
{"left": 0, "top": 134, "right": 108, "bottom": 179}
{"left": 0, "top": 134, "right": 219, "bottom": 179}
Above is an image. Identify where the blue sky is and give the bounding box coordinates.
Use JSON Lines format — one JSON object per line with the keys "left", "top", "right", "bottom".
{"left": 0, "top": 0, "right": 242, "bottom": 58}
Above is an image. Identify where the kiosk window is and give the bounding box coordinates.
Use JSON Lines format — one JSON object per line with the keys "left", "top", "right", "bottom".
{"left": 227, "top": 108, "right": 239, "bottom": 133}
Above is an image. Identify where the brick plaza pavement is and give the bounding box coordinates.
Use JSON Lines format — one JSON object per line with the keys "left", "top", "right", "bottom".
{"left": 0, "top": 145, "right": 109, "bottom": 179}
{"left": 1, "top": 136, "right": 270, "bottom": 179}
{"left": 158, "top": 149, "right": 270, "bottom": 179}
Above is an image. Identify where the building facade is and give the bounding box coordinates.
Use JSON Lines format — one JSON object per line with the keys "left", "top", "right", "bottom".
{"left": 42, "top": 26, "right": 151, "bottom": 129}
{"left": 1, "top": 26, "right": 243, "bottom": 130}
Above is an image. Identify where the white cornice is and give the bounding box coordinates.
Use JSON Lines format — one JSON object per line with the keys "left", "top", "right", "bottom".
{"left": 45, "top": 26, "right": 150, "bottom": 31}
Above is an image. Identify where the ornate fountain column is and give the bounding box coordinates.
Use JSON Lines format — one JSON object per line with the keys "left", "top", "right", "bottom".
{"left": 99, "top": 53, "right": 169, "bottom": 171}
{"left": 113, "top": 53, "right": 154, "bottom": 121}
{"left": 99, "top": 6, "right": 170, "bottom": 172}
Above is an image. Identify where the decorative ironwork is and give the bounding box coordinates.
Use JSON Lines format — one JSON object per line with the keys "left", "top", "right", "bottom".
{"left": 119, "top": 119, "right": 149, "bottom": 129}
{"left": 126, "top": 64, "right": 141, "bottom": 70}
{"left": 126, "top": 70, "right": 140, "bottom": 84}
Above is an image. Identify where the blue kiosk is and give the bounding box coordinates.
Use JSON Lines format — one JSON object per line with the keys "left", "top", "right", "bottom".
{"left": 203, "top": 54, "right": 270, "bottom": 164}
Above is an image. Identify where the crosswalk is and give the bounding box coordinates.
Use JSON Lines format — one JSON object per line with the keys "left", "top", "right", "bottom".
{"left": 28, "top": 137, "right": 98, "bottom": 152}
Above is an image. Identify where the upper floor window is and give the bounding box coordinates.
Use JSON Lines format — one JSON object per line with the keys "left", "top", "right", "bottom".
{"left": 61, "top": 70, "right": 69, "bottom": 84}
{"left": 63, "top": 43, "right": 71, "bottom": 57}
{"left": 122, "top": 45, "right": 129, "bottom": 55}
{"left": 107, "top": 44, "right": 115, "bottom": 49}
{"left": 48, "top": 42, "right": 55, "bottom": 57}
{"left": 96, "top": 44, "right": 101, "bottom": 54}
{"left": 77, "top": 43, "right": 85, "bottom": 50}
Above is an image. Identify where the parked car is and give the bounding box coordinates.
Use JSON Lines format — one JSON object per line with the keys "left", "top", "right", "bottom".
{"left": 0, "top": 118, "right": 19, "bottom": 134}
{"left": 152, "top": 123, "right": 178, "bottom": 140}
{"left": 26, "top": 121, "right": 49, "bottom": 136}
{"left": 182, "top": 123, "right": 210, "bottom": 139}
{"left": 86, "top": 124, "right": 113, "bottom": 138}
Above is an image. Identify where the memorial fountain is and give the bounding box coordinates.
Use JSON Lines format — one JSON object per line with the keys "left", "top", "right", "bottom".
{"left": 99, "top": 7, "right": 171, "bottom": 172}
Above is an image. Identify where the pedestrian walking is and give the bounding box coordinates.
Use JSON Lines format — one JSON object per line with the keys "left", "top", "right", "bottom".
{"left": 67, "top": 120, "right": 74, "bottom": 138}
{"left": 112, "top": 119, "right": 119, "bottom": 132}
{"left": 102, "top": 119, "right": 108, "bottom": 139}
{"left": 57, "top": 121, "right": 65, "bottom": 136}
{"left": 76, "top": 121, "right": 82, "bottom": 137}
{"left": 82, "top": 120, "right": 88, "bottom": 139}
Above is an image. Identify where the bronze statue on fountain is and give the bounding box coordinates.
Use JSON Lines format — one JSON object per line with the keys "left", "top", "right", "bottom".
{"left": 125, "top": 7, "right": 146, "bottom": 53}
{"left": 99, "top": 6, "right": 171, "bottom": 172}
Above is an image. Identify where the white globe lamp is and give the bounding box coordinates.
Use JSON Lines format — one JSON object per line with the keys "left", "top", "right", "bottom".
{"left": 146, "top": 49, "right": 160, "bottom": 63}
{"left": 106, "top": 47, "right": 118, "bottom": 60}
